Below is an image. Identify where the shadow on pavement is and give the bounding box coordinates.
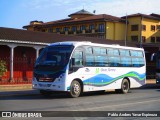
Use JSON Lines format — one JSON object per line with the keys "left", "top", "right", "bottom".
{"left": 0, "top": 90, "right": 120, "bottom": 100}
{"left": 139, "top": 84, "right": 160, "bottom": 89}
{"left": 0, "top": 83, "right": 160, "bottom": 100}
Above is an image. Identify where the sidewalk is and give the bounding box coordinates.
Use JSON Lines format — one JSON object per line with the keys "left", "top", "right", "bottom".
{"left": 0, "top": 84, "right": 32, "bottom": 92}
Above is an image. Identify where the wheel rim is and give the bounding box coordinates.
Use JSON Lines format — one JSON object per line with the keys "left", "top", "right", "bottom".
{"left": 123, "top": 81, "right": 129, "bottom": 91}
{"left": 72, "top": 83, "right": 80, "bottom": 95}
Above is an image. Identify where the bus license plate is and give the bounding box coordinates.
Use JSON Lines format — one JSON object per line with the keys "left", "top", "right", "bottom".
{"left": 39, "top": 84, "right": 51, "bottom": 87}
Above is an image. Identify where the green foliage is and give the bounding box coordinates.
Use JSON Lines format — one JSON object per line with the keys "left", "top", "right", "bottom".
{"left": 0, "top": 60, "right": 7, "bottom": 77}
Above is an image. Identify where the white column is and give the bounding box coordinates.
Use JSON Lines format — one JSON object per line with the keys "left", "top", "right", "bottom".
{"left": 34, "top": 46, "right": 42, "bottom": 59}
{"left": 8, "top": 45, "right": 17, "bottom": 80}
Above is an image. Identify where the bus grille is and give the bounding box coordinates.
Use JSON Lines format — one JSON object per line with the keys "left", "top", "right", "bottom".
{"left": 36, "top": 77, "right": 56, "bottom": 82}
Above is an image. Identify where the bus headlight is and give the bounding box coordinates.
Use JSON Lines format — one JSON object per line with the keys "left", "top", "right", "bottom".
{"left": 32, "top": 77, "right": 37, "bottom": 82}
{"left": 156, "top": 74, "right": 160, "bottom": 79}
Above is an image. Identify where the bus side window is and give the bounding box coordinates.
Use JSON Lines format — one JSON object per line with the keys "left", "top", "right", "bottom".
{"left": 108, "top": 56, "right": 120, "bottom": 67}
{"left": 72, "top": 51, "right": 83, "bottom": 66}
{"left": 86, "top": 55, "right": 94, "bottom": 66}
{"left": 95, "top": 55, "right": 108, "bottom": 67}
{"left": 130, "top": 50, "right": 145, "bottom": 67}
{"left": 107, "top": 48, "right": 120, "bottom": 67}
{"left": 121, "top": 57, "right": 132, "bottom": 67}
{"left": 119, "top": 49, "right": 131, "bottom": 67}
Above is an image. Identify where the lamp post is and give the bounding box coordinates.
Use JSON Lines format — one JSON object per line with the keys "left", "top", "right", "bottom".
{"left": 125, "top": 13, "right": 128, "bottom": 46}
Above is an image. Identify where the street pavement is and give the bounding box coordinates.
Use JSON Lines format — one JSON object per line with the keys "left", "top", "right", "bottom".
{"left": 0, "top": 81, "right": 160, "bottom": 120}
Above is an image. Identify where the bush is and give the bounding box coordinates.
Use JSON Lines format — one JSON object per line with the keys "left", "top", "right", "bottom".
{"left": 0, "top": 60, "right": 7, "bottom": 77}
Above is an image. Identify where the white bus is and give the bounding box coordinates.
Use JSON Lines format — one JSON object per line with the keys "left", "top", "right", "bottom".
{"left": 33, "top": 41, "right": 146, "bottom": 98}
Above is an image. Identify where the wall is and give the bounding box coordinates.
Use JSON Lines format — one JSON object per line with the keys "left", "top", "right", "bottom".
{"left": 142, "top": 18, "right": 160, "bottom": 43}
{"left": 106, "top": 22, "right": 126, "bottom": 40}
{"left": 127, "top": 16, "right": 141, "bottom": 41}
{"left": 114, "top": 22, "right": 126, "bottom": 40}
{"left": 0, "top": 45, "right": 36, "bottom": 83}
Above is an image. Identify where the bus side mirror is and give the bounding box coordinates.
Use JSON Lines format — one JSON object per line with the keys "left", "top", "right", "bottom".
{"left": 71, "top": 58, "right": 75, "bottom": 65}
{"left": 151, "top": 53, "right": 156, "bottom": 62}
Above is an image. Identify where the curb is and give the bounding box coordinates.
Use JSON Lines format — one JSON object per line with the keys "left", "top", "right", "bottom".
{"left": 0, "top": 90, "right": 39, "bottom": 97}
{"left": 0, "top": 84, "right": 32, "bottom": 91}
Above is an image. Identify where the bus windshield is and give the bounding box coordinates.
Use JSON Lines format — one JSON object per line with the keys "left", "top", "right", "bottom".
{"left": 35, "top": 45, "right": 73, "bottom": 70}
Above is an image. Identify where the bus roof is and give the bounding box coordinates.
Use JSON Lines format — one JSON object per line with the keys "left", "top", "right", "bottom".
{"left": 49, "top": 41, "right": 144, "bottom": 51}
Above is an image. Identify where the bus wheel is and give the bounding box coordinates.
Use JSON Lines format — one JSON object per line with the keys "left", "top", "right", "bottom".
{"left": 70, "top": 80, "right": 81, "bottom": 98}
{"left": 121, "top": 79, "right": 130, "bottom": 94}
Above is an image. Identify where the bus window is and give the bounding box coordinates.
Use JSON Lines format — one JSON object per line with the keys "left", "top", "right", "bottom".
{"left": 93, "top": 47, "right": 107, "bottom": 55}
{"left": 119, "top": 49, "right": 130, "bottom": 56}
{"left": 73, "top": 51, "right": 83, "bottom": 66}
{"left": 107, "top": 48, "right": 119, "bottom": 56}
{"left": 86, "top": 47, "right": 93, "bottom": 54}
{"left": 86, "top": 55, "right": 94, "bottom": 66}
{"left": 95, "top": 55, "right": 108, "bottom": 67}
{"left": 132, "top": 58, "right": 145, "bottom": 67}
{"left": 93, "top": 47, "right": 101, "bottom": 54}
{"left": 130, "top": 50, "right": 143, "bottom": 57}
{"left": 108, "top": 56, "right": 120, "bottom": 67}
{"left": 121, "top": 57, "right": 132, "bottom": 67}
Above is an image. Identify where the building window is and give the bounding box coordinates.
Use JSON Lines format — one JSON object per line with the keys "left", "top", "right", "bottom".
{"left": 131, "top": 36, "right": 138, "bottom": 42}
{"left": 157, "top": 25, "right": 160, "bottom": 30}
{"left": 99, "top": 24, "right": 105, "bottom": 32}
{"left": 151, "top": 37, "right": 155, "bottom": 43}
{"left": 156, "top": 37, "right": 160, "bottom": 42}
{"left": 142, "top": 25, "right": 146, "bottom": 31}
{"left": 56, "top": 28, "right": 60, "bottom": 32}
{"left": 131, "top": 25, "right": 138, "bottom": 31}
{"left": 48, "top": 28, "right": 53, "bottom": 33}
{"left": 151, "top": 25, "right": 155, "bottom": 31}
{"left": 72, "top": 26, "right": 77, "bottom": 32}
{"left": 89, "top": 24, "right": 94, "bottom": 30}
{"left": 142, "top": 36, "right": 146, "bottom": 43}
{"left": 80, "top": 25, "right": 86, "bottom": 32}
{"left": 64, "top": 27, "right": 68, "bottom": 32}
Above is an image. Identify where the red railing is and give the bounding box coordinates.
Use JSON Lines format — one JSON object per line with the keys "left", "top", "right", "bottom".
{"left": 0, "top": 57, "right": 35, "bottom": 85}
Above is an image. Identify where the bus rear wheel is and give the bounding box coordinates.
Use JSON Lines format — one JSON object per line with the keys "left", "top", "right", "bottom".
{"left": 116, "top": 79, "right": 130, "bottom": 94}
{"left": 69, "top": 80, "right": 81, "bottom": 98}
{"left": 121, "top": 79, "right": 130, "bottom": 94}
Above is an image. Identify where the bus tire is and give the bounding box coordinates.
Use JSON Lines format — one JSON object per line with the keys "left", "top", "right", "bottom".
{"left": 121, "top": 79, "right": 130, "bottom": 94}
{"left": 69, "top": 80, "right": 81, "bottom": 98}
{"left": 115, "top": 79, "right": 130, "bottom": 94}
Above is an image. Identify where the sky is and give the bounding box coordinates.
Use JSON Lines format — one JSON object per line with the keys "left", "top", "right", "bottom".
{"left": 0, "top": 0, "right": 160, "bottom": 29}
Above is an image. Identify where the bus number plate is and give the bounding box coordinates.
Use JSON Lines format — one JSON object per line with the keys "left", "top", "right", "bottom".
{"left": 39, "top": 84, "right": 51, "bottom": 87}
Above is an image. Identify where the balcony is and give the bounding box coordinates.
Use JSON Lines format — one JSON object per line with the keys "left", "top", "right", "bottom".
{"left": 65, "top": 31, "right": 68, "bottom": 35}
{"left": 95, "top": 29, "right": 105, "bottom": 33}
{"left": 73, "top": 31, "right": 77, "bottom": 35}
{"left": 92, "top": 29, "right": 95, "bottom": 33}
{"left": 82, "top": 30, "right": 85, "bottom": 34}
{"left": 55, "top": 29, "right": 105, "bottom": 36}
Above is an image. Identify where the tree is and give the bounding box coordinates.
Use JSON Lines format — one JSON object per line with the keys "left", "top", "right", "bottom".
{"left": 0, "top": 60, "right": 7, "bottom": 77}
